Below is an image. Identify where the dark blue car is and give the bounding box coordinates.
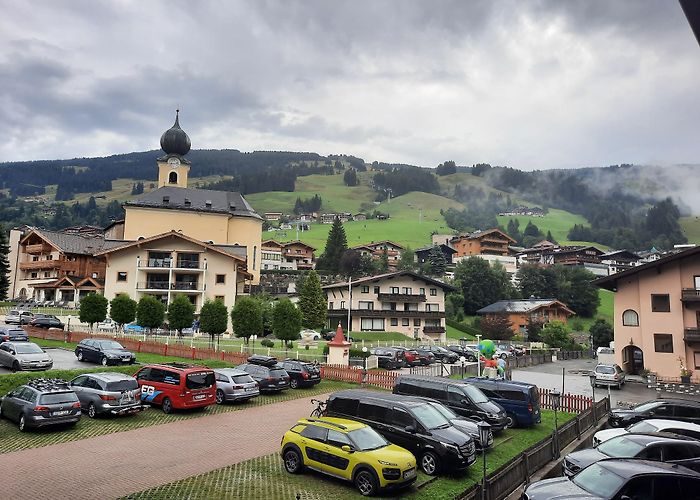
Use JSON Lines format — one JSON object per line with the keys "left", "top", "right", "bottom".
{"left": 460, "top": 377, "right": 540, "bottom": 427}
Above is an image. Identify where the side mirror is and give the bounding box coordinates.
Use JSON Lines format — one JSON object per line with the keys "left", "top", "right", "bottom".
{"left": 404, "top": 425, "right": 416, "bottom": 433}
{"left": 341, "top": 445, "right": 354, "bottom": 453}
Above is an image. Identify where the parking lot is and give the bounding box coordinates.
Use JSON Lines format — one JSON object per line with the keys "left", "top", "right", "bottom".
{"left": 0, "top": 346, "right": 85, "bottom": 374}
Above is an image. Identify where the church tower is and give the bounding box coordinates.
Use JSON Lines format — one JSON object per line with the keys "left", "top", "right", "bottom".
{"left": 157, "top": 110, "right": 191, "bottom": 188}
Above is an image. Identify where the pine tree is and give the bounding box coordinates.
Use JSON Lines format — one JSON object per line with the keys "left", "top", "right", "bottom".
{"left": 297, "top": 270, "right": 327, "bottom": 329}
{"left": 545, "top": 230, "right": 556, "bottom": 244}
{"left": 0, "top": 225, "right": 10, "bottom": 301}
{"left": 317, "top": 218, "right": 348, "bottom": 272}
{"left": 427, "top": 246, "right": 447, "bottom": 276}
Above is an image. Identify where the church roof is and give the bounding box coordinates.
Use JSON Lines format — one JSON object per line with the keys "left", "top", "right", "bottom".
{"left": 125, "top": 186, "right": 262, "bottom": 220}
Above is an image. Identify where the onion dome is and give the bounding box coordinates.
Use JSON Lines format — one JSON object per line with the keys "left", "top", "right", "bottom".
{"left": 160, "top": 109, "right": 191, "bottom": 156}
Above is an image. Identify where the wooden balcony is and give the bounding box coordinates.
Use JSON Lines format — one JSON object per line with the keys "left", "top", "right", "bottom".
{"left": 377, "top": 293, "right": 426, "bottom": 303}
{"left": 24, "top": 243, "right": 53, "bottom": 254}
{"left": 423, "top": 326, "right": 446, "bottom": 334}
{"left": 684, "top": 328, "right": 700, "bottom": 343}
{"left": 327, "top": 309, "right": 443, "bottom": 319}
{"left": 682, "top": 289, "right": 700, "bottom": 302}
{"left": 19, "top": 260, "right": 61, "bottom": 270}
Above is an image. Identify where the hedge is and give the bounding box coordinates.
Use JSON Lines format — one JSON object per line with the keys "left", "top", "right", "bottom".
{"left": 446, "top": 318, "right": 481, "bottom": 337}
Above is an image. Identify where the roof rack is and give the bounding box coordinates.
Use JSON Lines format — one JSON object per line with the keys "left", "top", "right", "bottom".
{"left": 25, "top": 378, "right": 71, "bottom": 392}
{"left": 247, "top": 355, "right": 278, "bottom": 367}
{"left": 304, "top": 418, "right": 348, "bottom": 431}
{"left": 162, "top": 362, "right": 195, "bottom": 369}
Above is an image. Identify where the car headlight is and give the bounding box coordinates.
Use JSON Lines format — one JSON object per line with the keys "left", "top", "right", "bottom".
{"left": 441, "top": 442, "right": 459, "bottom": 452}
{"left": 107, "top": 354, "right": 119, "bottom": 359}
{"left": 378, "top": 460, "right": 398, "bottom": 466}
{"left": 488, "top": 413, "right": 500, "bottom": 419}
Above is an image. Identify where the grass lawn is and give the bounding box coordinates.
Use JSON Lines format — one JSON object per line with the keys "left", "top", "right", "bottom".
{"left": 680, "top": 216, "right": 700, "bottom": 244}
{"left": 576, "top": 289, "right": 614, "bottom": 332}
{"left": 446, "top": 325, "right": 476, "bottom": 341}
{"left": 347, "top": 331, "right": 416, "bottom": 342}
{"left": 496, "top": 209, "right": 608, "bottom": 249}
{"left": 123, "top": 409, "right": 575, "bottom": 499}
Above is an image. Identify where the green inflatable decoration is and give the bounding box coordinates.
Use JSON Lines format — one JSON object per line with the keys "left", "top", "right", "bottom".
{"left": 478, "top": 339, "right": 496, "bottom": 358}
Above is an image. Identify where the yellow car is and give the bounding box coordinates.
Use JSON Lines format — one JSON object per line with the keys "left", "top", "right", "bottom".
{"left": 281, "top": 417, "right": 417, "bottom": 496}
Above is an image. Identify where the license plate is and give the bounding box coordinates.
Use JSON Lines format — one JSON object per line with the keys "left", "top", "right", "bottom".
{"left": 403, "top": 468, "right": 416, "bottom": 479}
{"left": 193, "top": 394, "right": 206, "bottom": 400}
{"left": 245, "top": 388, "right": 256, "bottom": 392}
{"left": 52, "top": 410, "right": 70, "bottom": 416}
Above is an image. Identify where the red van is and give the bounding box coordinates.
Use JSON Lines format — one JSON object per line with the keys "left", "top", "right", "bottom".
{"left": 134, "top": 363, "right": 216, "bottom": 413}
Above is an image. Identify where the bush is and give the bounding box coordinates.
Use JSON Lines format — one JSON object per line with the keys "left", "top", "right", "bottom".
{"left": 261, "top": 338, "right": 274, "bottom": 348}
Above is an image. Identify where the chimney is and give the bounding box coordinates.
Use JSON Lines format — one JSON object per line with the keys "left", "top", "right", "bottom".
{"left": 229, "top": 203, "right": 236, "bottom": 211}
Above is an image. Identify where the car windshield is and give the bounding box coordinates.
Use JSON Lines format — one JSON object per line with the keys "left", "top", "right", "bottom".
{"left": 8, "top": 329, "right": 24, "bottom": 335}
{"left": 348, "top": 426, "right": 389, "bottom": 451}
{"left": 462, "top": 384, "right": 489, "bottom": 404}
{"left": 105, "top": 379, "right": 139, "bottom": 392}
{"left": 411, "top": 403, "right": 452, "bottom": 430}
{"left": 39, "top": 392, "right": 79, "bottom": 404}
{"left": 99, "top": 341, "right": 124, "bottom": 349}
{"left": 14, "top": 344, "right": 43, "bottom": 354}
{"left": 186, "top": 372, "right": 215, "bottom": 389}
{"left": 571, "top": 463, "right": 626, "bottom": 497}
{"left": 429, "top": 402, "right": 458, "bottom": 419}
{"left": 627, "top": 421, "right": 659, "bottom": 433}
{"left": 632, "top": 401, "right": 663, "bottom": 413}
{"left": 596, "top": 366, "right": 615, "bottom": 374}
{"left": 233, "top": 375, "right": 254, "bottom": 384}
{"left": 596, "top": 436, "right": 646, "bottom": 458}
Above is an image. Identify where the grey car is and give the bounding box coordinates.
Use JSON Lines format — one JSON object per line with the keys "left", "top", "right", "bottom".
{"left": 0, "top": 341, "right": 53, "bottom": 371}
{"left": 0, "top": 326, "right": 29, "bottom": 342}
{"left": 69, "top": 372, "right": 143, "bottom": 418}
{"left": 0, "top": 379, "right": 81, "bottom": 431}
{"left": 213, "top": 368, "right": 260, "bottom": 404}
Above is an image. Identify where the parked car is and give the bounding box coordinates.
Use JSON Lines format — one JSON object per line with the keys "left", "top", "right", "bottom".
{"left": 416, "top": 345, "right": 458, "bottom": 363}
{"left": 495, "top": 344, "right": 515, "bottom": 359}
{"left": 236, "top": 355, "right": 290, "bottom": 392}
{"left": 0, "top": 326, "right": 28, "bottom": 342}
{"left": 29, "top": 316, "right": 64, "bottom": 329}
{"left": 446, "top": 345, "right": 478, "bottom": 362}
{"left": 393, "top": 374, "right": 509, "bottom": 431}
{"left": 564, "top": 433, "right": 700, "bottom": 477}
{"left": 593, "top": 363, "right": 626, "bottom": 389}
{"left": 300, "top": 329, "right": 321, "bottom": 341}
{"left": 325, "top": 389, "right": 477, "bottom": 475}
{"left": 369, "top": 348, "right": 404, "bottom": 370}
{"left": 390, "top": 346, "right": 421, "bottom": 367}
{"left": 75, "top": 339, "right": 136, "bottom": 366}
{"left": 522, "top": 458, "right": 700, "bottom": 499}
{"left": 608, "top": 398, "right": 700, "bottom": 428}
{"left": 280, "top": 359, "right": 321, "bottom": 389}
{"left": 280, "top": 416, "right": 417, "bottom": 496}
{"left": 213, "top": 368, "right": 260, "bottom": 404}
{"left": 0, "top": 341, "right": 53, "bottom": 371}
{"left": 19, "top": 312, "right": 35, "bottom": 325}
{"left": 594, "top": 419, "right": 700, "bottom": 447}
{"left": 123, "top": 322, "right": 144, "bottom": 333}
{"left": 461, "top": 377, "right": 541, "bottom": 427}
{"left": 134, "top": 363, "right": 216, "bottom": 413}
{"left": 0, "top": 378, "right": 81, "bottom": 431}
{"left": 6, "top": 310, "right": 35, "bottom": 325}
{"left": 96, "top": 318, "right": 117, "bottom": 332}
{"left": 69, "top": 372, "right": 143, "bottom": 418}
{"left": 411, "top": 347, "right": 437, "bottom": 365}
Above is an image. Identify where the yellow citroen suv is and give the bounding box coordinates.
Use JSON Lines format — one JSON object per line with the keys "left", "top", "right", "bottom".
{"left": 280, "top": 417, "right": 417, "bottom": 496}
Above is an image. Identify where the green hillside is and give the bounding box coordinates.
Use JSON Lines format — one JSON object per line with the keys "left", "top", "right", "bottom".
{"left": 680, "top": 216, "right": 700, "bottom": 244}
{"left": 264, "top": 191, "right": 464, "bottom": 252}
{"left": 497, "top": 209, "right": 608, "bottom": 249}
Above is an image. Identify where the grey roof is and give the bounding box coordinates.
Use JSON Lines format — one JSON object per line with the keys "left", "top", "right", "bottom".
{"left": 323, "top": 270, "right": 457, "bottom": 292}
{"left": 31, "top": 229, "right": 125, "bottom": 256}
{"left": 125, "top": 186, "right": 262, "bottom": 220}
{"left": 211, "top": 244, "right": 247, "bottom": 259}
{"left": 477, "top": 299, "right": 572, "bottom": 314}
{"left": 415, "top": 244, "right": 457, "bottom": 254}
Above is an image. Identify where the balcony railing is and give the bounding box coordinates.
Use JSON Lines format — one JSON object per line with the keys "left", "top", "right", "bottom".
{"left": 684, "top": 328, "right": 700, "bottom": 343}
{"left": 19, "top": 260, "right": 61, "bottom": 270}
{"left": 377, "top": 293, "right": 426, "bottom": 303}
{"left": 138, "top": 259, "right": 206, "bottom": 270}
{"left": 423, "top": 326, "right": 446, "bottom": 334}
{"left": 327, "top": 309, "right": 443, "bottom": 318}
{"left": 138, "top": 259, "right": 172, "bottom": 269}
{"left": 24, "top": 243, "right": 53, "bottom": 254}
{"left": 137, "top": 282, "right": 170, "bottom": 290}
{"left": 682, "top": 289, "right": 700, "bottom": 302}
{"left": 173, "top": 282, "right": 201, "bottom": 291}
{"left": 175, "top": 260, "right": 204, "bottom": 270}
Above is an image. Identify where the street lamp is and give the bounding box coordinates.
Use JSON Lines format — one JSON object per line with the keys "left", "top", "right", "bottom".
{"left": 478, "top": 420, "right": 491, "bottom": 500}
{"left": 476, "top": 334, "right": 482, "bottom": 377}
{"left": 589, "top": 372, "right": 597, "bottom": 423}
{"left": 459, "top": 356, "right": 466, "bottom": 379}
{"left": 550, "top": 389, "right": 561, "bottom": 459}
{"left": 362, "top": 346, "right": 368, "bottom": 385}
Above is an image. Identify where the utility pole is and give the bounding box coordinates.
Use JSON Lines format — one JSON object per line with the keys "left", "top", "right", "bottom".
{"left": 347, "top": 276, "right": 352, "bottom": 341}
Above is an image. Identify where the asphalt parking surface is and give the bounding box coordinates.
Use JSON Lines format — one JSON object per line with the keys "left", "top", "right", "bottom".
{"left": 0, "top": 346, "right": 88, "bottom": 374}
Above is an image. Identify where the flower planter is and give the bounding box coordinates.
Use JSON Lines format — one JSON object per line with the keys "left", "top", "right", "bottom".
{"left": 681, "top": 375, "right": 691, "bottom": 384}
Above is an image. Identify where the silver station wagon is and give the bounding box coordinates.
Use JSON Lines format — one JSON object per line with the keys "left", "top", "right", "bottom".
{"left": 213, "top": 368, "right": 260, "bottom": 404}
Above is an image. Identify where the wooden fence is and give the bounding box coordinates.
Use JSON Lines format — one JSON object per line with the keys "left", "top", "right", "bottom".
{"left": 539, "top": 388, "right": 592, "bottom": 413}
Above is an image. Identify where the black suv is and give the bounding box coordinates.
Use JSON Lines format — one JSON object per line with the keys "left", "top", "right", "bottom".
{"left": 280, "top": 359, "right": 321, "bottom": 389}
{"left": 370, "top": 348, "right": 405, "bottom": 370}
{"left": 75, "top": 338, "right": 136, "bottom": 366}
{"left": 446, "top": 345, "right": 478, "bottom": 362}
{"left": 29, "top": 315, "right": 64, "bottom": 329}
{"left": 237, "top": 356, "right": 290, "bottom": 392}
{"left": 0, "top": 379, "right": 81, "bottom": 431}
{"left": 608, "top": 398, "right": 700, "bottom": 428}
{"left": 417, "top": 345, "right": 458, "bottom": 364}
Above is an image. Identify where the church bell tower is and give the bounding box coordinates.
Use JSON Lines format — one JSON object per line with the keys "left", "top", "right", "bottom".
{"left": 157, "top": 109, "right": 191, "bottom": 188}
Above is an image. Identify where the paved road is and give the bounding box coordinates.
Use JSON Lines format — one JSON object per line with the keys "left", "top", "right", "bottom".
{"left": 0, "top": 347, "right": 87, "bottom": 374}
{"left": 512, "top": 358, "right": 700, "bottom": 407}
{"left": 0, "top": 392, "right": 328, "bottom": 500}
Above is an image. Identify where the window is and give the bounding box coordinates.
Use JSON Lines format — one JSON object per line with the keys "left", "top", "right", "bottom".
{"left": 216, "top": 274, "right": 225, "bottom": 284}
{"left": 358, "top": 301, "right": 374, "bottom": 310}
{"left": 330, "top": 396, "right": 358, "bottom": 416}
{"left": 327, "top": 429, "right": 352, "bottom": 448}
{"left": 651, "top": 294, "right": 671, "bottom": 312}
{"left": 44, "top": 272, "right": 50, "bottom": 278}
{"left": 300, "top": 424, "right": 328, "bottom": 442}
{"left": 252, "top": 246, "right": 256, "bottom": 270}
{"left": 117, "top": 272, "right": 128, "bottom": 282}
{"left": 414, "top": 319, "right": 421, "bottom": 326}
{"left": 329, "top": 301, "right": 334, "bottom": 309}
{"left": 426, "top": 303, "right": 439, "bottom": 312}
{"left": 30, "top": 272, "right": 37, "bottom": 279}
{"left": 168, "top": 171, "right": 178, "bottom": 183}
{"left": 404, "top": 303, "right": 418, "bottom": 311}
{"left": 390, "top": 287, "right": 400, "bottom": 294}
{"left": 47, "top": 255, "right": 53, "bottom": 260}
{"left": 358, "top": 402, "right": 389, "bottom": 423}
{"left": 361, "top": 286, "right": 369, "bottom": 293}
{"left": 402, "top": 318, "right": 410, "bottom": 326}
{"left": 695, "top": 352, "right": 700, "bottom": 370}
{"left": 447, "top": 386, "right": 466, "bottom": 404}
{"left": 340, "top": 301, "right": 345, "bottom": 309}
{"left": 373, "top": 286, "right": 380, "bottom": 294}
{"left": 392, "top": 407, "right": 414, "bottom": 428}
{"left": 419, "top": 288, "right": 425, "bottom": 295}
{"left": 390, "top": 318, "right": 398, "bottom": 326}
{"left": 402, "top": 287, "right": 412, "bottom": 295}
{"left": 622, "top": 309, "right": 639, "bottom": 326}
{"left": 654, "top": 334, "right": 674, "bottom": 353}
{"left": 430, "top": 288, "right": 437, "bottom": 296}
{"left": 361, "top": 318, "right": 384, "bottom": 331}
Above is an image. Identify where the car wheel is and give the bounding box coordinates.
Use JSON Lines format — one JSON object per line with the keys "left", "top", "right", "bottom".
{"left": 420, "top": 451, "right": 440, "bottom": 476}
{"left": 215, "top": 390, "right": 225, "bottom": 405}
{"left": 77, "top": 351, "right": 84, "bottom": 362}
{"left": 290, "top": 379, "right": 299, "bottom": 389}
{"left": 18, "top": 414, "right": 26, "bottom": 432}
{"left": 11, "top": 362, "right": 20, "bottom": 373}
{"left": 162, "top": 397, "right": 173, "bottom": 414}
{"left": 506, "top": 415, "right": 516, "bottom": 428}
{"left": 283, "top": 448, "right": 304, "bottom": 474}
{"left": 88, "top": 403, "right": 97, "bottom": 418}
{"left": 101, "top": 356, "right": 108, "bottom": 366}
{"left": 354, "top": 469, "right": 379, "bottom": 497}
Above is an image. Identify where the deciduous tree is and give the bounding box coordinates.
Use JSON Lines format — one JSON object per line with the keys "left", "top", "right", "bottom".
{"left": 137, "top": 295, "right": 166, "bottom": 330}
{"left": 231, "top": 296, "right": 263, "bottom": 343}
{"left": 200, "top": 298, "right": 228, "bottom": 345}
{"left": 455, "top": 257, "right": 515, "bottom": 315}
{"left": 479, "top": 314, "right": 514, "bottom": 341}
{"left": 109, "top": 294, "right": 137, "bottom": 329}
{"left": 79, "top": 293, "right": 108, "bottom": 330}
{"left": 168, "top": 295, "right": 196, "bottom": 336}
{"left": 273, "top": 298, "right": 302, "bottom": 349}
{"left": 590, "top": 319, "right": 614, "bottom": 348}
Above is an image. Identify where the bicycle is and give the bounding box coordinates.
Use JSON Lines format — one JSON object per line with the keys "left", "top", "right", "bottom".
{"left": 310, "top": 398, "right": 327, "bottom": 418}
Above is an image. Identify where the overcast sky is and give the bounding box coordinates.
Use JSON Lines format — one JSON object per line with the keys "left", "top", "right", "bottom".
{"left": 1, "top": 0, "right": 698, "bottom": 169}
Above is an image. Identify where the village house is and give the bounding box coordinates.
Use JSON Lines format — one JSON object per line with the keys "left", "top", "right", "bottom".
{"left": 476, "top": 298, "right": 575, "bottom": 337}
{"left": 323, "top": 271, "right": 455, "bottom": 342}
{"left": 350, "top": 241, "right": 404, "bottom": 269}
{"left": 601, "top": 250, "right": 642, "bottom": 275}
{"left": 320, "top": 213, "right": 352, "bottom": 224}
{"left": 414, "top": 244, "right": 457, "bottom": 266}
{"left": 594, "top": 246, "right": 700, "bottom": 380}
{"left": 451, "top": 228, "right": 516, "bottom": 258}
{"left": 264, "top": 212, "right": 283, "bottom": 221}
